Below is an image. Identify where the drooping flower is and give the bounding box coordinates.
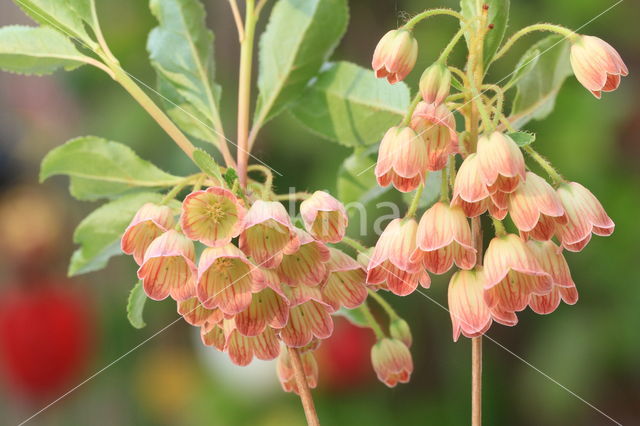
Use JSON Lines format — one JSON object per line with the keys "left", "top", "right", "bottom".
{"left": 371, "top": 338, "right": 413, "bottom": 387}
{"left": 371, "top": 29, "right": 418, "bottom": 84}
{"left": 410, "top": 101, "right": 458, "bottom": 171}
{"left": 556, "top": 182, "right": 614, "bottom": 252}
{"left": 412, "top": 202, "right": 476, "bottom": 274}
{"left": 137, "top": 230, "right": 196, "bottom": 302}
{"left": 507, "top": 172, "right": 565, "bottom": 240}
{"left": 451, "top": 154, "right": 507, "bottom": 219}
{"left": 233, "top": 285, "right": 289, "bottom": 337}
{"left": 277, "top": 229, "right": 330, "bottom": 287}
{"left": 483, "top": 234, "right": 552, "bottom": 314}
{"left": 279, "top": 285, "right": 333, "bottom": 348}
{"left": 196, "top": 244, "right": 263, "bottom": 315}
{"left": 570, "top": 35, "right": 628, "bottom": 98}
{"left": 180, "top": 187, "right": 246, "bottom": 247}
{"left": 476, "top": 132, "right": 526, "bottom": 194}
{"left": 419, "top": 62, "right": 451, "bottom": 105}
{"left": 448, "top": 268, "right": 492, "bottom": 341}
{"left": 276, "top": 348, "right": 319, "bottom": 394}
{"left": 527, "top": 240, "right": 579, "bottom": 314}
{"left": 239, "top": 200, "right": 299, "bottom": 268}
{"left": 121, "top": 203, "right": 175, "bottom": 264}
{"left": 300, "top": 191, "right": 348, "bottom": 243}
{"left": 200, "top": 321, "right": 226, "bottom": 351}
{"left": 320, "top": 248, "right": 368, "bottom": 312}
{"left": 366, "top": 218, "right": 430, "bottom": 296}
{"left": 375, "top": 126, "right": 428, "bottom": 193}
{"left": 177, "top": 297, "right": 223, "bottom": 326}
{"left": 223, "top": 320, "right": 281, "bottom": 366}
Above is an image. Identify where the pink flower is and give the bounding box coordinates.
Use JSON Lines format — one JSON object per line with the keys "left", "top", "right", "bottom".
{"left": 371, "top": 338, "right": 413, "bottom": 387}
{"left": 300, "top": 191, "right": 348, "bottom": 243}
{"left": 121, "top": 203, "right": 175, "bottom": 264}
{"left": 366, "top": 218, "right": 430, "bottom": 296}
{"left": 372, "top": 29, "right": 418, "bottom": 84}
{"left": 223, "top": 320, "right": 281, "bottom": 366}
{"left": 180, "top": 187, "right": 246, "bottom": 247}
{"left": 277, "top": 349, "right": 319, "bottom": 394}
{"left": 483, "top": 234, "right": 552, "bottom": 314}
{"left": 570, "top": 35, "right": 628, "bottom": 98}
{"left": 507, "top": 172, "right": 565, "bottom": 240}
{"left": 320, "top": 248, "right": 368, "bottom": 312}
{"left": 177, "top": 297, "right": 223, "bottom": 326}
{"left": 277, "top": 229, "right": 330, "bottom": 286}
{"left": 451, "top": 154, "right": 507, "bottom": 219}
{"left": 410, "top": 101, "right": 458, "bottom": 171}
{"left": 476, "top": 132, "right": 526, "bottom": 194}
{"left": 196, "top": 244, "right": 263, "bottom": 315}
{"left": 279, "top": 285, "right": 333, "bottom": 348}
{"left": 233, "top": 285, "right": 289, "bottom": 337}
{"left": 412, "top": 202, "right": 476, "bottom": 274}
{"left": 375, "top": 126, "right": 428, "bottom": 193}
{"left": 419, "top": 63, "right": 451, "bottom": 105}
{"left": 137, "top": 230, "right": 196, "bottom": 301}
{"left": 526, "top": 240, "right": 578, "bottom": 314}
{"left": 448, "top": 269, "right": 492, "bottom": 341}
{"left": 239, "top": 200, "right": 299, "bottom": 268}
{"left": 556, "top": 182, "right": 614, "bottom": 252}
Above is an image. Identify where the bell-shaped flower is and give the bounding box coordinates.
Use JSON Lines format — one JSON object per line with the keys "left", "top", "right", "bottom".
{"left": 412, "top": 202, "right": 476, "bottom": 274}
{"left": 300, "top": 191, "right": 348, "bottom": 243}
{"left": 527, "top": 240, "right": 578, "bottom": 314}
{"left": 239, "top": 200, "right": 299, "bottom": 268}
{"left": 223, "top": 320, "right": 281, "bottom": 366}
{"left": 483, "top": 234, "right": 552, "bottom": 314}
{"left": 371, "top": 338, "right": 413, "bottom": 387}
{"left": 448, "top": 269, "right": 492, "bottom": 341}
{"left": 279, "top": 285, "right": 333, "bottom": 348}
{"left": 419, "top": 62, "right": 451, "bottom": 105}
{"left": 372, "top": 29, "right": 418, "bottom": 84}
{"left": 320, "top": 248, "right": 368, "bottom": 312}
{"left": 277, "top": 229, "right": 330, "bottom": 286}
{"left": 476, "top": 132, "right": 526, "bottom": 194}
{"left": 180, "top": 187, "right": 246, "bottom": 247}
{"left": 234, "top": 285, "right": 289, "bottom": 337}
{"left": 507, "top": 172, "right": 565, "bottom": 240}
{"left": 375, "top": 126, "right": 428, "bottom": 193}
{"left": 137, "top": 230, "right": 196, "bottom": 302}
{"left": 276, "top": 349, "right": 319, "bottom": 394}
{"left": 451, "top": 154, "right": 507, "bottom": 219}
{"left": 200, "top": 321, "right": 226, "bottom": 351}
{"left": 366, "top": 218, "right": 430, "bottom": 296}
{"left": 410, "top": 101, "right": 458, "bottom": 171}
{"left": 177, "top": 297, "right": 223, "bottom": 327}
{"left": 121, "top": 203, "right": 175, "bottom": 264}
{"left": 556, "top": 182, "right": 614, "bottom": 252}
{"left": 570, "top": 35, "right": 628, "bottom": 98}
{"left": 196, "top": 244, "right": 263, "bottom": 315}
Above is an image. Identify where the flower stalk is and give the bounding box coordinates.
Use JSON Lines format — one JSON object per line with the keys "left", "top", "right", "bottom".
{"left": 288, "top": 347, "right": 320, "bottom": 426}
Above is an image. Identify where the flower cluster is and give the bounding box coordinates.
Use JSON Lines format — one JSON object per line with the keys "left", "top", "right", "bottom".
{"left": 121, "top": 189, "right": 373, "bottom": 392}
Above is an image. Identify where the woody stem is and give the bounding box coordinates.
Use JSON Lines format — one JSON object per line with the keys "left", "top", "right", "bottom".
{"left": 288, "top": 347, "right": 320, "bottom": 426}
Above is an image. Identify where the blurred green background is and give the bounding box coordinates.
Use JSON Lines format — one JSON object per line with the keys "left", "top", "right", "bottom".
{"left": 0, "top": 0, "right": 638, "bottom": 425}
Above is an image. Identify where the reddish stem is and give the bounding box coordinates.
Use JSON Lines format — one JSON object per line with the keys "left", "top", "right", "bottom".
{"left": 288, "top": 348, "right": 320, "bottom": 426}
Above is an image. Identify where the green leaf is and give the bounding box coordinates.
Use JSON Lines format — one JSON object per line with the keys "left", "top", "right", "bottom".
{"left": 337, "top": 148, "right": 390, "bottom": 205}
{"left": 402, "top": 171, "right": 441, "bottom": 210}
{"left": 127, "top": 281, "right": 148, "bottom": 329}
{"left": 508, "top": 131, "right": 536, "bottom": 147}
{"left": 69, "top": 192, "right": 179, "bottom": 276}
{"left": 40, "top": 136, "right": 181, "bottom": 200}
{"left": 192, "top": 148, "right": 223, "bottom": 183}
{"left": 223, "top": 168, "right": 238, "bottom": 188}
{"left": 254, "top": 0, "right": 349, "bottom": 129}
{"left": 13, "top": 0, "right": 93, "bottom": 42}
{"left": 291, "top": 62, "right": 410, "bottom": 147}
{"left": 503, "top": 43, "right": 540, "bottom": 90}
{"left": 0, "top": 25, "right": 88, "bottom": 75}
{"left": 147, "top": 0, "right": 223, "bottom": 147}
{"left": 509, "top": 35, "right": 572, "bottom": 129}
{"left": 460, "top": 0, "right": 510, "bottom": 67}
{"left": 335, "top": 307, "right": 369, "bottom": 328}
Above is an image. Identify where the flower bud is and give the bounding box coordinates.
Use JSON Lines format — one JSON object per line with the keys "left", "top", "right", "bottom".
{"left": 121, "top": 203, "right": 175, "bottom": 265}
{"left": 570, "top": 35, "right": 628, "bottom": 98}
{"left": 224, "top": 321, "right": 280, "bottom": 366}
{"left": 371, "top": 338, "right": 413, "bottom": 387}
{"left": 389, "top": 318, "right": 412, "bottom": 347}
{"left": 375, "top": 126, "right": 428, "bottom": 193}
{"left": 419, "top": 63, "right": 451, "bottom": 105}
{"left": 372, "top": 29, "right": 418, "bottom": 84}
{"left": 320, "top": 248, "right": 367, "bottom": 312}
{"left": 276, "top": 349, "right": 319, "bottom": 394}
{"left": 300, "top": 191, "right": 348, "bottom": 243}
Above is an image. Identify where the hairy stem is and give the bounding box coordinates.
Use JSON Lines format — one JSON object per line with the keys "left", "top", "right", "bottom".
{"left": 341, "top": 236, "right": 368, "bottom": 253}
{"left": 405, "top": 183, "right": 424, "bottom": 218}
{"left": 359, "top": 301, "right": 386, "bottom": 339}
{"left": 493, "top": 23, "right": 578, "bottom": 61}
{"left": 288, "top": 348, "right": 320, "bottom": 426}
{"left": 401, "top": 92, "right": 423, "bottom": 126}
{"left": 367, "top": 290, "right": 399, "bottom": 321}
{"left": 523, "top": 145, "right": 564, "bottom": 185}
{"left": 402, "top": 8, "right": 465, "bottom": 30}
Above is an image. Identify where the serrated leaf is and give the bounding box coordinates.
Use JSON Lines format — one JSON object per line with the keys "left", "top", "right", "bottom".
{"left": 13, "top": 0, "right": 93, "bottom": 42}
{"left": 291, "top": 62, "right": 410, "bottom": 147}
{"left": 337, "top": 148, "right": 390, "bottom": 205}
{"left": 0, "top": 25, "right": 89, "bottom": 75}
{"left": 508, "top": 131, "right": 535, "bottom": 147}
{"left": 254, "top": 0, "right": 349, "bottom": 130}
{"left": 335, "top": 306, "right": 369, "bottom": 328}
{"left": 401, "top": 171, "right": 441, "bottom": 210}
{"left": 69, "top": 192, "right": 179, "bottom": 276}
{"left": 509, "top": 35, "right": 572, "bottom": 129}
{"left": 147, "top": 0, "right": 224, "bottom": 148}
{"left": 40, "top": 136, "right": 182, "bottom": 200}
{"left": 460, "top": 0, "right": 509, "bottom": 67}
{"left": 192, "top": 148, "right": 223, "bottom": 183}
{"left": 127, "top": 281, "right": 147, "bottom": 329}
{"left": 223, "top": 168, "right": 238, "bottom": 188}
